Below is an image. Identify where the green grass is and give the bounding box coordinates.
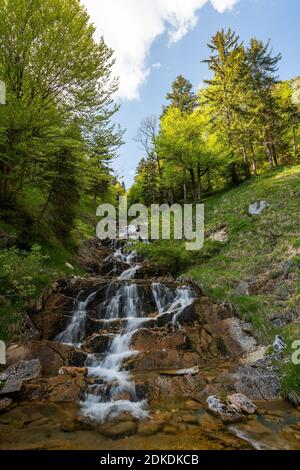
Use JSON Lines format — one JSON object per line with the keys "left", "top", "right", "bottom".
{"left": 136, "top": 165, "right": 300, "bottom": 342}
{"left": 185, "top": 165, "right": 300, "bottom": 338}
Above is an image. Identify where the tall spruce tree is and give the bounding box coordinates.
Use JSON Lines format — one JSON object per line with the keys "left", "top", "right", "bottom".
{"left": 164, "top": 75, "right": 198, "bottom": 114}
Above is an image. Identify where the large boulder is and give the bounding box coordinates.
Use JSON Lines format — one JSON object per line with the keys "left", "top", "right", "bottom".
{"left": 206, "top": 394, "right": 256, "bottom": 423}
{"left": 230, "top": 356, "right": 281, "bottom": 400}
{"left": 21, "top": 372, "right": 86, "bottom": 402}
{"left": 6, "top": 340, "right": 87, "bottom": 376}
{"left": 0, "top": 359, "right": 41, "bottom": 397}
{"left": 248, "top": 200, "right": 268, "bottom": 216}
{"left": 31, "top": 292, "right": 74, "bottom": 340}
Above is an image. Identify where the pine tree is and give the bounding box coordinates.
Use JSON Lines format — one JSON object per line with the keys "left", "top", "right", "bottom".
{"left": 203, "top": 29, "right": 247, "bottom": 186}
{"left": 164, "top": 75, "right": 198, "bottom": 114}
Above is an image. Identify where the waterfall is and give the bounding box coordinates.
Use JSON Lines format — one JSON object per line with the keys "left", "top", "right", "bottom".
{"left": 55, "top": 291, "right": 96, "bottom": 346}
{"left": 151, "top": 283, "right": 195, "bottom": 325}
{"left": 56, "top": 240, "right": 196, "bottom": 423}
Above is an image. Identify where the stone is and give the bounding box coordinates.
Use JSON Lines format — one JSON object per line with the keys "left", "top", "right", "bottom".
{"left": 6, "top": 340, "right": 87, "bottom": 375}
{"left": 137, "top": 420, "right": 162, "bottom": 436}
{"left": 58, "top": 366, "right": 88, "bottom": 377}
{"left": 273, "top": 335, "right": 286, "bottom": 353}
{"left": 286, "top": 391, "right": 300, "bottom": 407}
{"left": 198, "top": 413, "right": 223, "bottom": 432}
{"left": 20, "top": 314, "right": 40, "bottom": 340}
{"left": 163, "top": 425, "right": 177, "bottom": 434}
{"left": 21, "top": 374, "right": 85, "bottom": 402}
{"left": 227, "top": 394, "right": 257, "bottom": 414}
{"left": 182, "top": 414, "right": 199, "bottom": 424}
{"left": 206, "top": 396, "right": 244, "bottom": 423}
{"left": 210, "top": 228, "right": 228, "bottom": 243}
{"left": 82, "top": 334, "right": 111, "bottom": 354}
{"left": 231, "top": 356, "right": 281, "bottom": 400}
{"left": 0, "top": 398, "right": 13, "bottom": 412}
{"left": 237, "top": 282, "right": 250, "bottom": 296}
{"left": 100, "top": 420, "right": 137, "bottom": 439}
{"left": 160, "top": 366, "right": 200, "bottom": 377}
{"left": 248, "top": 200, "right": 268, "bottom": 216}
{"left": 0, "top": 360, "right": 41, "bottom": 396}
{"left": 185, "top": 400, "right": 202, "bottom": 410}
{"left": 65, "top": 263, "right": 74, "bottom": 270}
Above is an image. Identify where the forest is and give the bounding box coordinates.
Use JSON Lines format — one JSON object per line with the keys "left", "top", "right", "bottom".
{"left": 130, "top": 30, "right": 300, "bottom": 206}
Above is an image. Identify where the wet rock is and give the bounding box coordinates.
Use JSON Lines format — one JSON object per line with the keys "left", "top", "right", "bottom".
{"left": 248, "top": 200, "right": 268, "bottom": 216}
{"left": 163, "top": 425, "right": 177, "bottom": 434}
{"left": 182, "top": 414, "right": 199, "bottom": 424}
{"left": 137, "top": 420, "right": 162, "bottom": 436}
{"left": 31, "top": 293, "right": 74, "bottom": 339}
{"left": 100, "top": 420, "right": 137, "bottom": 439}
{"left": 6, "top": 340, "right": 87, "bottom": 376}
{"left": 20, "top": 314, "right": 40, "bottom": 340}
{"left": 0, "top": 398, "right": 13, "bottom": 412}
{"left": 82, "top": 334, "right": 112, "bottom": 353}
{"left": 207, "top": 396, "right": 244, "bottom": 423}
{"left": 160, "top": 366, "right": 200, "bottom": 377}
{"left": 125, "top": 350, "right": 201, "bottom": 371}
{"left": 77, "top": 238, "right": 111, "bottom": 275}
{"left": 273, "top": 335, "right": 286, "bottom": 353}
{"left": 186, "top": 399, "right": 202, "bottom": 410}
{"left": 0, "top": 359, "right": 41, "bottom": 396}
{"left": 198, "top": 412, "right": 224, "bottom": 432}
{"left": 58, "top": 366, "right": 88, "bottom": 377}
{"left": 21, "top": 374, "right": 85, "bottom": 402}
{"left": 227, "top": 394, "right": 257, "bottom": 414}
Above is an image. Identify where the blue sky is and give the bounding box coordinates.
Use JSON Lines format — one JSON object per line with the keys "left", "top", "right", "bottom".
{"left": 82, "top": 0, "right": 300, "bottom": 187}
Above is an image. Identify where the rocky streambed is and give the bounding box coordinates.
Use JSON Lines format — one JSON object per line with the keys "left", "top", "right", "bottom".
{"left": 0, "top": 238, "right": 299, "bottom": 450}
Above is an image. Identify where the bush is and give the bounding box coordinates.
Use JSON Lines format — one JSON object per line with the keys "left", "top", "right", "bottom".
{"left": 0, "top": 245, "right": 48, "bottom": 340}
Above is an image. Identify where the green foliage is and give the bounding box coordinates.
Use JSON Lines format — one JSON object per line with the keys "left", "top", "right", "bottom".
{"left": 0, "top": 245, "right": 47, "bottom": 340}
{"left": 134, "top": 240, "right": 194, "bottom": 275}
{"left": 132, "top": 29, "right": 300, "bottom": 205}
{"left": 0, "top": 0, "right": 123, "bottom": 249}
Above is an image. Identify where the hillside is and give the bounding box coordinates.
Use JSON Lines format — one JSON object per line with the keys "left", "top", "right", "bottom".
{"left": 136, "top": 165, "right": 300, "bottom": 400}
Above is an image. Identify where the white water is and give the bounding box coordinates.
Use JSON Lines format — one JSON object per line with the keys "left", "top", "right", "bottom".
{"left": 55, "top": 291, "right": 96, "bottom": 346}
{"left": 151, "top": 283, "right": 195, "bottom": 325}
{"left": 57, "top": 242, "right": 196, "bottom": 423}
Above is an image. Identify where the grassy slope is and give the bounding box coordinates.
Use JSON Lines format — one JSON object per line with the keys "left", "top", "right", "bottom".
{"left": 186, "top": 165, "right": 300, "bottom": 341}
{"left": 136, "top": 165, "right": 300, "bottom": 399}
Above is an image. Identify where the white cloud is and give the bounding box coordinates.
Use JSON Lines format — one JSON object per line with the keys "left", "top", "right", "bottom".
{"left": 210, "top": 0, "right": 238, "bottom": 13}
{"left": 81, "top": 0, "right": 239, "bottom": 101}
{"left": 152, "top": 62, "right": 162, "bottom": 69}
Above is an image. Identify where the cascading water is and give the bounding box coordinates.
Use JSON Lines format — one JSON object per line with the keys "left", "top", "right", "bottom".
{"left": 55, "top": 291, "right": 96, "bottom": 346}
{"left": 56, "top": 238, "right": 196, "bottom": 423}
{"left": 151, "top": 283, "right": 196, "bottom": 326}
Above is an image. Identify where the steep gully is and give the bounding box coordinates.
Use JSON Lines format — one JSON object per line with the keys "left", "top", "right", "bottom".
{"left": 56, "top": 240, "right": 196, "bottom": 423}
{"left": 1, "top": 237, "right": 300, "bottom": 449}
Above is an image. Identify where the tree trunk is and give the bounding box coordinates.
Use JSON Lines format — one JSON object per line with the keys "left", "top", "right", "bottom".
{"left": 249, "top": 142, "right": 257, "bottom": 176}
{"left": 229, "top": 160, "right": 239, "bottom": 187}
{"left": 242, "top": 146, "right": 251, "bottom": 179}
{"left": 196, "top": 163, "right": 201, "bottom": 203}
{"left": 292, "top": 126, "right": 298, "bottom": 160}
{"left": 264, "top": 141, "right": 274, "bottom": 169}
